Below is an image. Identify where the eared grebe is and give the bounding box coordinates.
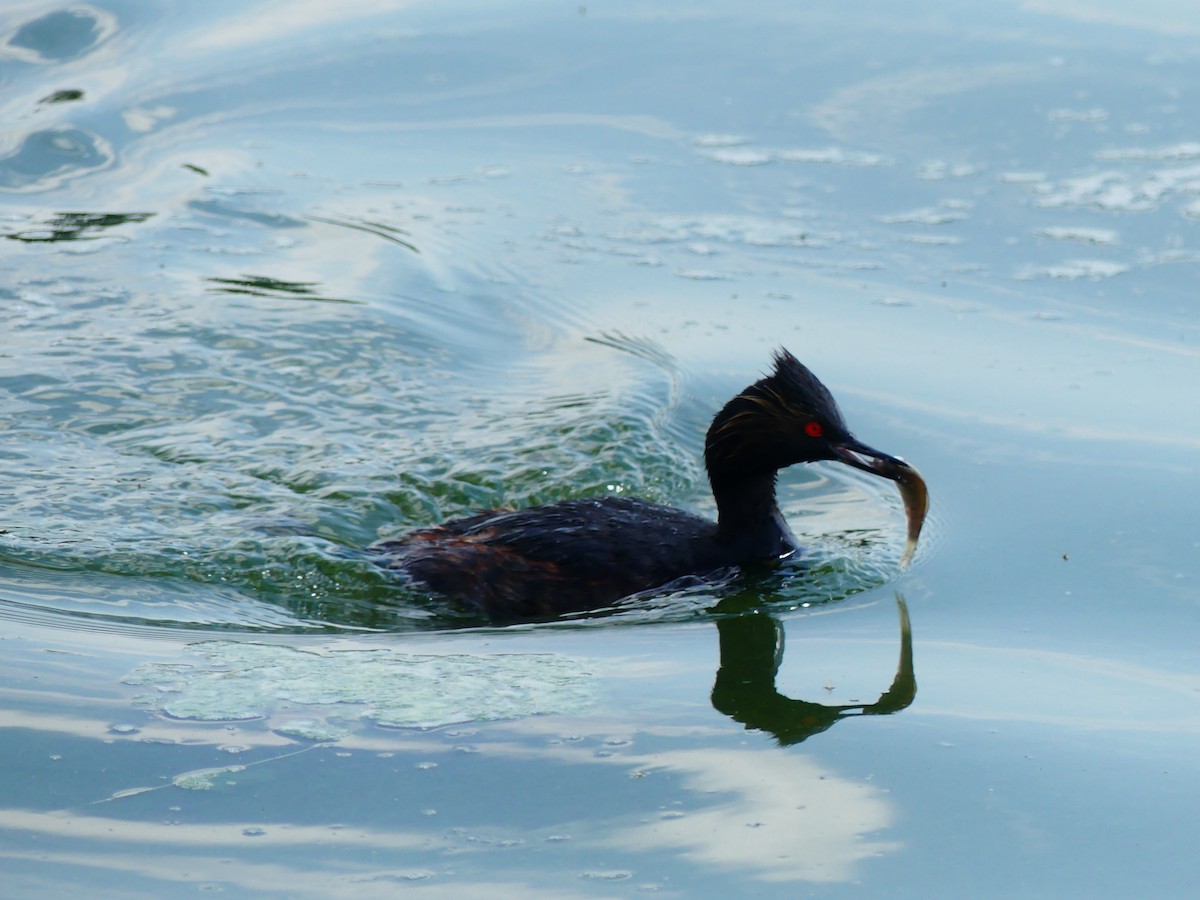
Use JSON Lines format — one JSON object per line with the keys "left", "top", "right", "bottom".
{"left": 373, "top": 349, "right": 928, "bottom": 620}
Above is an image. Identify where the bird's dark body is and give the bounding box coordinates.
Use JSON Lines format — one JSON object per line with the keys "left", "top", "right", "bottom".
{"left": 372, "top": 349, "right": 919, "bottom": 622}
{"left": 374, "top": 495, "right": 790, "bottom": 621}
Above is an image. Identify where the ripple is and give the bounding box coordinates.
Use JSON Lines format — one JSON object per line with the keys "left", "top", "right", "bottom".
{"left": 1033, "top": 226, "right": 1119, "bottom": 245}
{"left": 700, "top": 144, "right": 890, "bottom": 168}
{"left": 5, "top": 6, "right": 117, "bottom": 63}
{"left": 878, "top": 206, "right": 967, "bottom": 226}
{"left": 693, "top": 133, "right": 749, "bottom": 147}
{"left": 1096, "top": 142, "right": 1200, "bottom": 161}
{"left": 189, "top": 195, "right": 306, "bottom": 230}
{"left": 1048, "top": 107, "right": 1108, "bottom": 122}
{"left": 702, "top": 147, "right": 772, "bottom": 166}
{"left": 0, "top": 127, "right": 114, "bottom": 192}
{"left": 3, "top": 211, "right": 155, "bottom": 243}
{"left": 1031, "top": 164, "right": 1200, "bottom": 213}
{"left": 611, "top": 214, "right": 826, "bottom": 250}
{"left": 0, "top": 562, "right": 318, "bottom": 635}
{"left": 1014, "top": 259, "right": 1129, "bottom": 280}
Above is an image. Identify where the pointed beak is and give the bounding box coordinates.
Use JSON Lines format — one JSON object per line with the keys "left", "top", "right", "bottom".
{"left": 829, "top": 438, "right": 904, "bottom": 477}
{"left": 830, "top": 439, "right": 929, "bottom": 569}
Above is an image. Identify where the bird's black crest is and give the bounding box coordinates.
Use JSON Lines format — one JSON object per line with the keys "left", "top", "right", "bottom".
{"left": 704, "top": 348, "right": 850, "bottom": 482}
{"left": 764, "top": 348, "right": 847, "bottom": 430}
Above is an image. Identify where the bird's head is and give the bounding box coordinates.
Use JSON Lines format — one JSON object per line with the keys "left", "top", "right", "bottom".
{"left": 705, "top": 349, "right": 880, "bottom": 473}
{"left": 705, "top": 349, "right": 928, "bottom": 564}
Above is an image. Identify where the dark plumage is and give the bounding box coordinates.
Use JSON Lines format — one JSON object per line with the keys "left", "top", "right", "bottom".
{"left": 372, "top": 349, "right": 927, "bottom": 621}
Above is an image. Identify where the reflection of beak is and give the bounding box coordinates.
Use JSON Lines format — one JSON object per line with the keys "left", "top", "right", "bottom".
{"left": 831, "top": 439, "right": 929, "bottom": 569}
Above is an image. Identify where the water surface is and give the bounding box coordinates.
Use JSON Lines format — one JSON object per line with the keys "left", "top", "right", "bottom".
{"left": 2, "top": 1, "right": 1199, "bottom": 896}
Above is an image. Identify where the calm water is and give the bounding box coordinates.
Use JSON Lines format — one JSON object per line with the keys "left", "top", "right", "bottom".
{"left": 2, "top": 1, "right": 1199, "bottom": 896}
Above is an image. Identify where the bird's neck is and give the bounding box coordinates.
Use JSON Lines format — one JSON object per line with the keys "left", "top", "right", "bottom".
{"left": 710, "top": 471, "right": 799, "bottom": 561}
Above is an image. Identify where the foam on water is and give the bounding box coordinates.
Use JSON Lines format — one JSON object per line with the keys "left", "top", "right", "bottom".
{"left": 123, "top": 641, "right": 599, "bottom": 729}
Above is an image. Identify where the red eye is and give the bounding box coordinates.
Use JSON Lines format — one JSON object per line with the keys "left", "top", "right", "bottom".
{"left": 804, "top": 421, "right": 824, "bottom": 438}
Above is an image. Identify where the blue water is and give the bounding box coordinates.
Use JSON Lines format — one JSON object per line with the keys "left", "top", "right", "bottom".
{"left": 2, "top": 2, "right": 1199, "bottom": 896}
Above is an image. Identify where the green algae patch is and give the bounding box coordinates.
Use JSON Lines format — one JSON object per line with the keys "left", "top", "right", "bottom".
{"left": 123, "top": 641, "right": 598, "bottom": 731}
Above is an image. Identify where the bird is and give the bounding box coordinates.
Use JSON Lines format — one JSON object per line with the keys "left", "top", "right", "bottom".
{"left": 372, "top": 349, "right": 927, "bottom": 621}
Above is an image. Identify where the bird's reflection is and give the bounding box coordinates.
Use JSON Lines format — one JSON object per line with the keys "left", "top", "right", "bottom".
{"left": 710, "top": 595, "right": 915, "bottom": 746}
